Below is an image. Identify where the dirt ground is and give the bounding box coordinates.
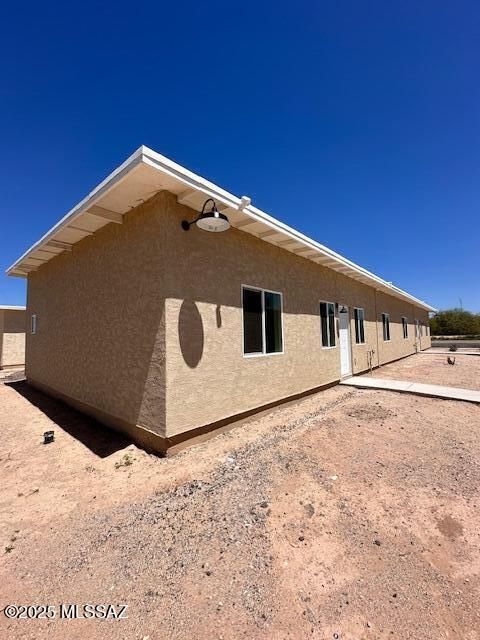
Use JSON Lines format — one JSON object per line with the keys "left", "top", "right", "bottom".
{"left": 1, "top": 359, "right": 479, "bottom": 640}
{"left": 366, "top": 352, "right": 480, "bottom": 391}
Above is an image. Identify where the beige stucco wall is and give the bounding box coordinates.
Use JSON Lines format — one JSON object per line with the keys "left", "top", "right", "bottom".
{"left": 161, "top": 193, "right": 431, "bottom": 438}
{"left": 0, "top": 310, "right": 26, "bottom": 367}
{"left": 26, "top": 194, "right": 168, "bottom": 441}
{"left": 374, "top": 292, "right": 430, "bottom": 366}
{"left": 25, "top": 190, "right": 431, "bottom": 446}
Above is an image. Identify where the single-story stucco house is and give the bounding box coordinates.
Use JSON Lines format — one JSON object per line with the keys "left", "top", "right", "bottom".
{"left": 0, "top": 305, "right": 26, "bottom": 369}
{"left": 7, "top": 146, "right": 435, "bottom": 453}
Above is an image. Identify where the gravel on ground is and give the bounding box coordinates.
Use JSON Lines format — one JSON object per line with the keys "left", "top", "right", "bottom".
{"left": 1, "top": 360, "right": 479, "bottom": 640}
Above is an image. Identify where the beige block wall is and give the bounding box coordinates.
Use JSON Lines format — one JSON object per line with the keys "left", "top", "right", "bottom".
{"left": 162, "top": 193, "right": 430, "bottom": 438}
{"left": 26, "top": 193, "right": 168, "bottom": 439}
{"left": 0, "top": 310, "right": 26, "bottom": 367}
{"left": 375, "top": 292, "right": 430, "bottom": 365}
{"left": 25, "top": 189, "right": 431, "bottom": 444}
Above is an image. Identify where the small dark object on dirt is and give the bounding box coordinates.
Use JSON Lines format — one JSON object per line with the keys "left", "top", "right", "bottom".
{"left": 447, "top": 356, "right": 456, "bottom": 366}
{"left": 373, "top": 539, "right": 382, "bottom": 546}
{"left": 304, "top": 503, "right": 315, "bottom": 517}
{"left": 449, "top": 344, "right": 458, "bottom": 352}
{"left": 43, "top": 430, "right": 54, "bottom": 444}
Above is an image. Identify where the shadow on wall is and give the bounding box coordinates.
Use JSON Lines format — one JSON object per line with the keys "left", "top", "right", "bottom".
{"left": 178, "top": 300, "right": 204, "bottom": 368}
{"left": 6, "top": 380, "right": 132, "bottom": 458}
{"left": 25, "top": 204, "right": 169, "bottom": 434}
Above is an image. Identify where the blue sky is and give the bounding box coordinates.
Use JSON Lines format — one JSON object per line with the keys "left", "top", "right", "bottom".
{"left": 1, "top": 1, "right": 479, "bottom": 311}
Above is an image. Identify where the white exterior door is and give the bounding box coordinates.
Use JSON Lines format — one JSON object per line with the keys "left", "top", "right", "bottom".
{"left": 339, "top": 306, "right": 352, "bottom": 378}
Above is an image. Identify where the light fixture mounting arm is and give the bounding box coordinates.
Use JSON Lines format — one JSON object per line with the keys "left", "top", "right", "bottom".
{"left": 181, "top": 198, "right": 230, "bottom": 233}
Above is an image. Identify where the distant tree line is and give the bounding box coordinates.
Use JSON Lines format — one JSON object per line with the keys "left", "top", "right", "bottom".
{"left": 430, "top": 308, "right": 480, "bottom": 336}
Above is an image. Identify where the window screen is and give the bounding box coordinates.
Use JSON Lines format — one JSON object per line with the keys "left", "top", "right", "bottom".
{"left": 354, "top": 308, "right": 365, "bottom": 344}
{"left": 382, "top": 313, "right": 390, "bottom": 341}
{"left": 265, "top": 291, "right": 283, "bottom": 353}
{"left": 402, "top": 317, "right": 408, "bottom": 339}
{"left": 320, "top": 302, "right": 336, "bottom": 347}
{"left": 242, "top": 288, "right": 263, "bottom": 354}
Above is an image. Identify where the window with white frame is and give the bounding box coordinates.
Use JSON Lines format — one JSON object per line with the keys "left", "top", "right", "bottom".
{"left": 31, "top": 314, "right": 37, "bottom": 335}
{"left": 242, "top": 286, "right": 283, "bottom": 355}
{"left": 402, "top": 316, "right": 408, "bottom": 339}
{"left": 320, "top": 301, "right": 336, "bottom": 347}
{"left": 382, "top": 313, "right": 390, "bottom": 341}
{"left": 354, "top": 308, "right": 365, "bottom": 344}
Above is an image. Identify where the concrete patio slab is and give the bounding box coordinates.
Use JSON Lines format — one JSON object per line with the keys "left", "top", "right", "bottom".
{"left": 420, "top": 350, "right": 480, "bottom": 356}
{"left": 340, "top": 376, "right": 480, "bottom": 404}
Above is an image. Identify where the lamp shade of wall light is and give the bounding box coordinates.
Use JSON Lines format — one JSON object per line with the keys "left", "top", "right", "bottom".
{"left": 181, "top": 198, "right": 230, "bottom": 233}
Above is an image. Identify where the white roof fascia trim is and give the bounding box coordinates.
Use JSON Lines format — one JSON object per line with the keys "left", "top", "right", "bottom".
{"left": 141, "top": 154, "right": 242, "bottom": 212}
{"left": 7, "top": 145, "right": 436, "bottom": 312}
{"left": 141, "top": 148, "right": 243, "bottom": 206}
{"left": 242, "top": 204, "right": 435, "bottom": 311}
{"left": 141, "top": 147, "right": 436, "bottom": 311}
{"left": 0, "top": 305, "right": 26, "bottom": 310}
{"left": 6, "top": 147, "right": 145, "bottom": 274}
{"left": 140, "top": 149, "right": 435, "bottom": 311}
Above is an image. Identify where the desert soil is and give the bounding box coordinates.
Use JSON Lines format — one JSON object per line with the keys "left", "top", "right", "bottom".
{"left": 1, "top": 359, "right": 479, "bottom": 640}
{"left": 366, "top": 352, "right": 480, "bottom": 391}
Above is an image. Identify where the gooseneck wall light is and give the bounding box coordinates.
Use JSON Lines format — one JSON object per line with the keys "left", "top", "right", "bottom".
{"left": 181, "top": 198, "right": 230, "bottom": 233}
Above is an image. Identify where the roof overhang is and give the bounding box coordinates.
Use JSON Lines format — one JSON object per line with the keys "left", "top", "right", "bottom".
{"left": 0, "top": 305, "right": 26, "bottom": 310}
{"left": 6, "top": 145, "right": 436, "bottom": 312}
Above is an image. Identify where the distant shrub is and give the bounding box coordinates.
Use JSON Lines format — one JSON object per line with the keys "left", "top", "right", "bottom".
{"left": 430, "top": 309, "right": 480, "bottom": 336}
{"left": 449, "top": 344, "right": 458, "bottom": 352}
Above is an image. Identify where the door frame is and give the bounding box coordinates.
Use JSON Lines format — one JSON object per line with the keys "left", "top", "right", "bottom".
{"left": 338, "top": 303, "right": 353, "bottom": 378}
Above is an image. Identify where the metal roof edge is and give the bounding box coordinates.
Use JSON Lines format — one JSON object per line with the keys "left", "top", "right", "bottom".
{"left": 140, "top": 147, "right": 435, "bottom": 311}
{"left": 6, "top": 145, "right": 437, "bottom": 312}
{"left": 0, "top": 305, "right": 26, "bottom": 310}
{"left": 5, "top": 146, "right": 145, "bottom": 275}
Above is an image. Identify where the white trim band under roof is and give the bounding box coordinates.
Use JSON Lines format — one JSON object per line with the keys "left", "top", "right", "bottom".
{"left": 0, "top": 305, "right": 26, "bottom": 310}
{"left": 6, "top": 145, "right": 436, "bottom": 312}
